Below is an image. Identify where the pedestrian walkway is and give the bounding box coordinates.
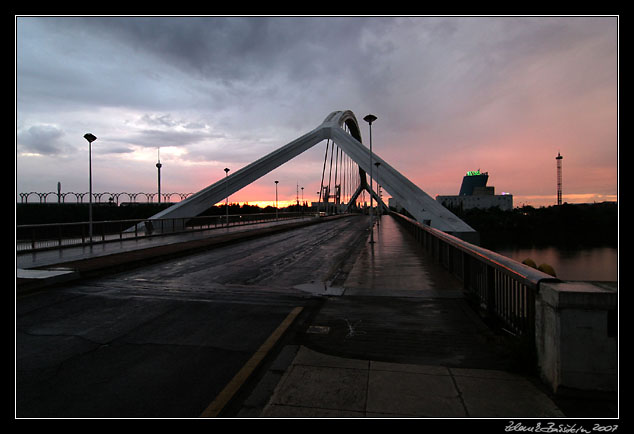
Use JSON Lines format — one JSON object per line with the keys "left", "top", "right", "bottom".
{"left": 236, "top": 216, "right": 569, "bottom": 418}
{"left": 256, "top": 346, "right": 564, "bottom": 418}
{"left": 343, "top": 214, "right": 463, "bottom": 297}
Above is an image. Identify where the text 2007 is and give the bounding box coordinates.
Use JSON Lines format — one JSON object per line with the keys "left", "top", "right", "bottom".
{"left": 593, "top": 426, "right": 618, "bottom": 433}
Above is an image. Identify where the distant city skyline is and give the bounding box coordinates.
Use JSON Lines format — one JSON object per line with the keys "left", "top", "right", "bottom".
{"left": 16, "top": 16, "right": 618, "bottom": 208}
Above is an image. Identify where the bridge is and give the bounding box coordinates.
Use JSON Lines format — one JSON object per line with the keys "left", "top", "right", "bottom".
{"left": 15, "top": 111, "right": 617, "bottom": 419}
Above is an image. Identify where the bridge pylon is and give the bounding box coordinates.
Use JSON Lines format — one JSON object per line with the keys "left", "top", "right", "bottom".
{"left": 141, "top": 110, "right": 477, "bottom": 242}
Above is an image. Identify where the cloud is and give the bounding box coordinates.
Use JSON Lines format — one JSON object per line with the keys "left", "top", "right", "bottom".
{"left": 17, "top": 124, "right": 71, "bottom": 155}
{"left": 15, "top": 16, "right": 618, "bottom": 206}
{"left": 102, "top": 145, "right": 135, "bottom": 154}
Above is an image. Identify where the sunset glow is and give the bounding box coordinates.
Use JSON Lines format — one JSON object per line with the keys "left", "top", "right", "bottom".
{"left": 16, "top": 16, "right": 618, "bottom": 209}
{"left": 216, "top": 200, "right": 305, "bottom": 209}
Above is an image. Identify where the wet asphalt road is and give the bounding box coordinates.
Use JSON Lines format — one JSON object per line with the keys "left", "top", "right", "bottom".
{"left": 16, "top": 215, "right": 369, "bottom": 418}
{"left": 109, "top": 214, "right": 370, "bottom": 290}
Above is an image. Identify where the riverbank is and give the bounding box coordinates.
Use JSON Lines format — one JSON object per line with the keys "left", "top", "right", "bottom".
{"left": 454, "top": 202, "right": 618, "bottom": 249}
{"left": 451, "top": 202, "right": 618, "bottom": 281}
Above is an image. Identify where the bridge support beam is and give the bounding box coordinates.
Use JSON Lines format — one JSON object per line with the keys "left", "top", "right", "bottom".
{"left": 324, "top": 112, "right": 477, "bottom": 241}
{"left": 145, "top": 127, "right": 327, "bottom": 222}
{"left": 144, "top": 110, "right": 477, "bottom": 241}
{"left": 343, "top": 178, "right": 388, "bottom": 214}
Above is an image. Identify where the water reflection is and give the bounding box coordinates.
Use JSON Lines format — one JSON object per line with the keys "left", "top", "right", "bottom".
{"left": 495, "top": 246, "right": 618, "bottom": 282}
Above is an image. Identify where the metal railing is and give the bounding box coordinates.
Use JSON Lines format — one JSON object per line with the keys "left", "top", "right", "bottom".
{"left": 16, "top": 212, "right": 308, "bottom": 253}
{"left": 391, "top": 212, "right": 558, "bottom": 342}
{"left": 18, "top": 191, "right": 194, "bottom": 204}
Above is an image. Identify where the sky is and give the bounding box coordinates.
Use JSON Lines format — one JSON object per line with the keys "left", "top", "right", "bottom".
{"left": 16, "top": 16, "right": 618, "bottom": 208}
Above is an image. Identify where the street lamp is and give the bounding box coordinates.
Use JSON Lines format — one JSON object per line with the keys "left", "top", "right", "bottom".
{"left": 301, "top": 187, "right": 304, "bottom": 215}
{"left": 275, "top": 180, "right": 279, "bottom": 220}
{"left": 363, "top": 114, "right": 377, "bottom": 243}
{"left": 156, "top": 148, "right": 162, "bottom": 204}
{"left": 84, "top": 133, "right": 97, "bottom": 244}
{"left": 224, "top": 168, "right": 230, "bottom": 227}
{"left": 375, "top": 161, "right": 381, "bottom": 225}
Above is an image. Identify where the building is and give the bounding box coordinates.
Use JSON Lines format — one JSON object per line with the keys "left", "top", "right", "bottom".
{"left": 459, "top": 170, "right": 489, "bottom": 196}
{"left": 436, "top": 170, "right": 513, "bottom": 211}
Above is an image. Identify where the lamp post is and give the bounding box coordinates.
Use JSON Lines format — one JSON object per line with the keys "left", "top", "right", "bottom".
{"left": 375, "top": 161, "right": 381, "bottom": 225}
{"left": 275, "top": 181, "right": 279, "bottom": 220}
{"left": 301, "top": 187, "right": 304, "bottom": 216}
{"left": 363, "top": 114, "right": 377, "bottom": 243}
{"left": 84, "top": 133, "right": 97, "bottom": 244}
{"left": 224, "top": 168, "right": 230, "bottom": 227}
{"left": 156, "top": 148, "right": 162, "bottom": 204}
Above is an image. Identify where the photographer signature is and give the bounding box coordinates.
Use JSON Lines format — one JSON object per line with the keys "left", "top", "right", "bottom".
{"left": 505, "top": 421, "right": 618, "bottom": 433}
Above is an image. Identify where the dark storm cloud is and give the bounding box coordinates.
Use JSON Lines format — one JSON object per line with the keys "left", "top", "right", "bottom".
{"left": 139, "top": 113, "right": 207, "bottom": 130}
{"left": 17, "top": 16, "right": 398, "bottom": 134}
{"left": 17, "top": 124, "right": 71, "bottom": 155}
{"left": 82, "top": 17, "right": 380, "bottom": 81}
{"left": 16, "top": 16, "right": 617, "bottom": 205}
{"left": 102, "top": 145, "right": 135, "bottom": 154}
{"left": 63, "top": 15, "right": 401, "bottom": 119}
{"left": 18, "top": 16, "right": 615, "bottom": 123}
{"left": 17, "top": 17, "right": 213, "bottom": 112}
{"left": 16, "top": 16, "right": 416, "bottom": 134}
{"left": 122, "top": 128, "right": 222, "bottom": 149}
{"left": 116, "top": 112, "right": 226, "bottom": 151}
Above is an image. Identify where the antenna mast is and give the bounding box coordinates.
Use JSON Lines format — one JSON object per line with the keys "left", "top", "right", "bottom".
{"left": 556, "top": 152, "right": 563, "bottom": 205}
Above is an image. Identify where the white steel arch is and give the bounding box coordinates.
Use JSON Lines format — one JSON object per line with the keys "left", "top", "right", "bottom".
{"left": 146, "top": 110, "right": 477, "bottom": 240}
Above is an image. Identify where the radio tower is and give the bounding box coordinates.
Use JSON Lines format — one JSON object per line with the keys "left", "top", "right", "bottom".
{"left": 556, "top": 152, "right": 563, "bottom": 205}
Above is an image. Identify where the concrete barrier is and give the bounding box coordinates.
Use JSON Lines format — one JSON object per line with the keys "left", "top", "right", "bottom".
{"left": 535, "top": 281, "right": 617, "bottom": 393}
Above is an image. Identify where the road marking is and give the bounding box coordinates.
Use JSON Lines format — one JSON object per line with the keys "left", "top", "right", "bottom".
{"left": 199, "top": 306, "right": 304, "bottom": 417}
{"left": 306, "top": 325, "right": 330, "bottom": 334}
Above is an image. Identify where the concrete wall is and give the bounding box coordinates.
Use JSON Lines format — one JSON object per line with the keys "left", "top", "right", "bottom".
{"left": 535, "top": 281, "right": 617, "bottom": 393}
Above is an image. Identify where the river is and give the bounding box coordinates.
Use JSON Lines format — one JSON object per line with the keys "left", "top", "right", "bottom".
{"left": 492, "top": 245, "right": 618, "bottom": 282}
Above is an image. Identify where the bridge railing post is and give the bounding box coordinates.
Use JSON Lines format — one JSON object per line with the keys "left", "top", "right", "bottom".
{"left": 486, "top": 264, "right": 496, "bottom": 319}
{"left": 462, "top": 252, "right": 470, "bottom": 292}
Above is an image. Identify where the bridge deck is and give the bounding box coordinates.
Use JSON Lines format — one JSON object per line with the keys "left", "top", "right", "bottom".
{"left": 16, "top": 214, "right": 594, "bottom": 418}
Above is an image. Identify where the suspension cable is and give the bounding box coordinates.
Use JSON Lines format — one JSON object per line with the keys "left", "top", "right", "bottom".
{"left": 327, "top": 142, "right": 335, "bottom": 213}
{"left": 318, "top": 139, "right": 330, "bottom": 209}
{"left": 341, "top": 153, "right": 348, "bottom": 204}
{"left": 333, "top": 146, "right": 341, "bottom": 205}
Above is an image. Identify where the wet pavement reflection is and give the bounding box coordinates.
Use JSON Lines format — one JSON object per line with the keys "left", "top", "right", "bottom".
{"left": 343, "top": 214, "right": 462, "bottom": 295}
